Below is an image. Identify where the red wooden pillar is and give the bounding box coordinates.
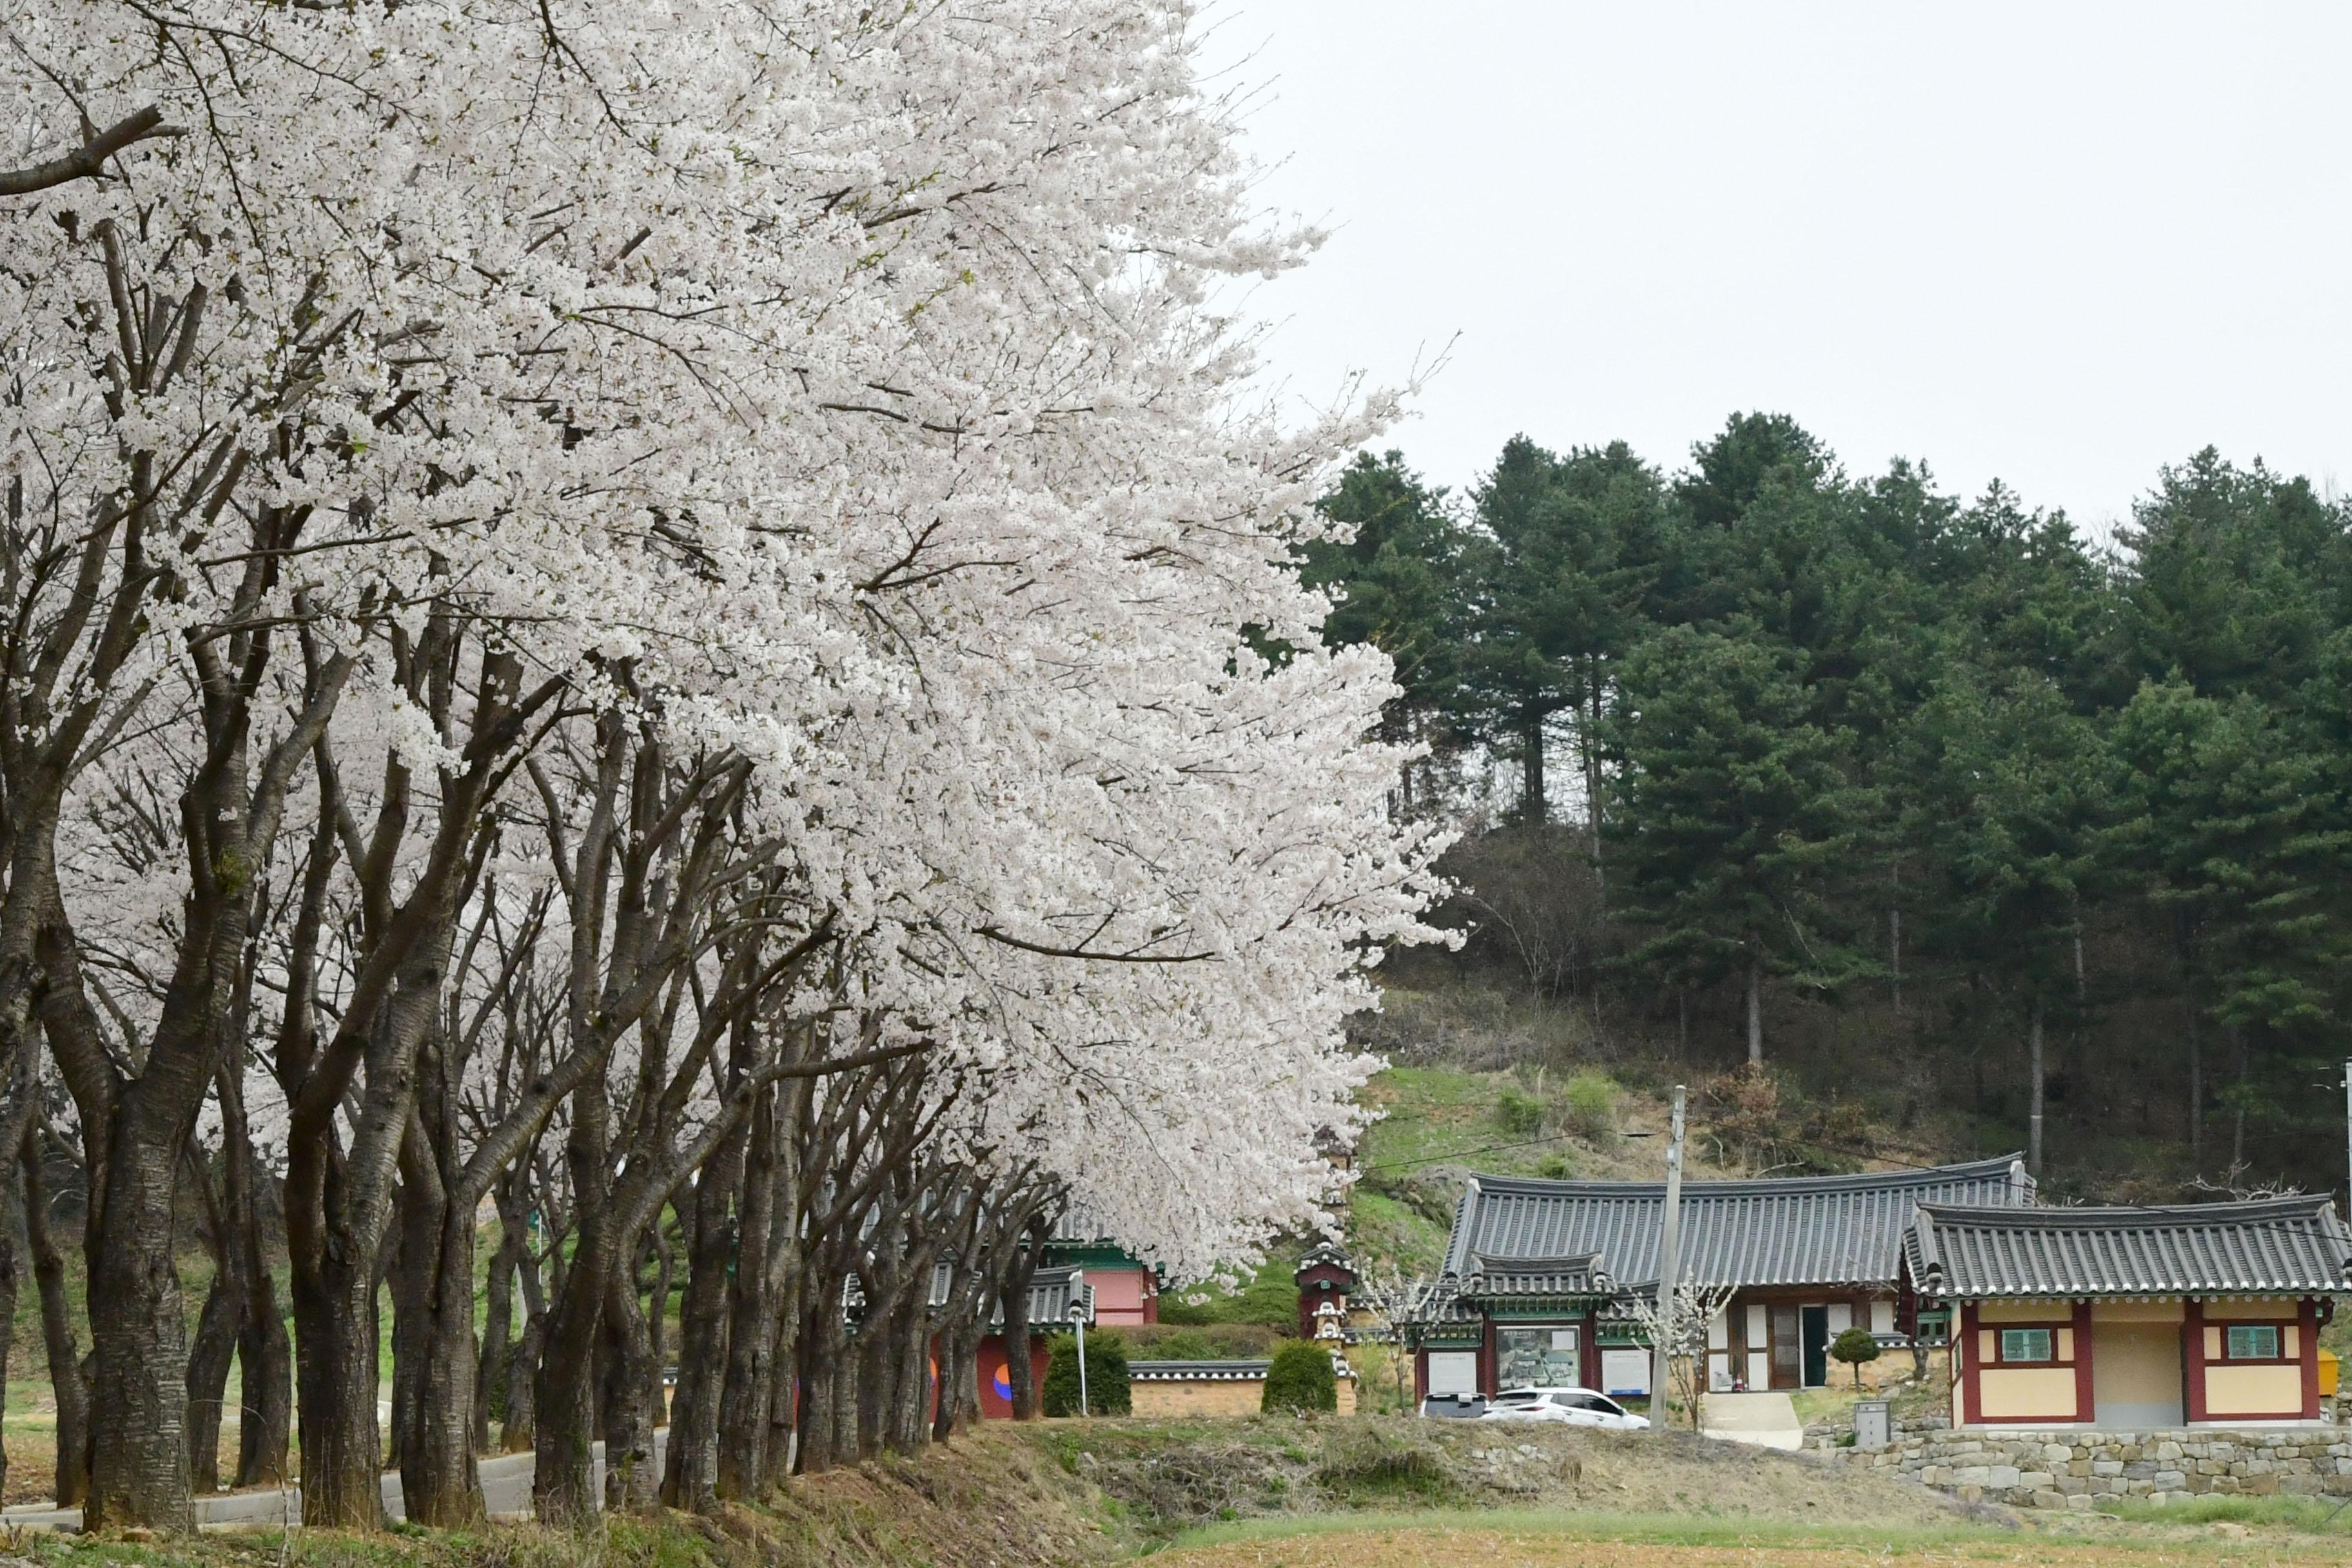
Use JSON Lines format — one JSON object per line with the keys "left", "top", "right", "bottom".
{"left": 2299, "top": 1298, "right": 2321, "bottom": 1418}
{"left": 2184, "top": 1298, "right": 2208, "bottom": 1423}
{"left": 1959, "top": 1302, "right": 1982, "bottom": 1426}
{"left": 2071, "top": 1300, "right": 2094, "bottom": 1422}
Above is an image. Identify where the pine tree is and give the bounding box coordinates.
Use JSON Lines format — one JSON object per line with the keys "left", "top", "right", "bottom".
{"left": 1605, "top": 623, "right": 1870, "bottom": 1064}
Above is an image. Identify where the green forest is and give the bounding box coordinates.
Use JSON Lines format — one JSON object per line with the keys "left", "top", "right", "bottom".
{"left": 1306, "top": 415, "right": 2352, "bottom": 1194}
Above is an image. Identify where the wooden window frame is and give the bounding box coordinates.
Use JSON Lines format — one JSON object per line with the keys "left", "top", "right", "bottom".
{"left": 2213, "top": 1320, "right": 2293, "bottom": 1366}
{"left": 1989, "top": 1321, "right": 2072, "bottom": 1368}
{"left": 1994, "top": 1326, "right": 2065, "bottom": 1367}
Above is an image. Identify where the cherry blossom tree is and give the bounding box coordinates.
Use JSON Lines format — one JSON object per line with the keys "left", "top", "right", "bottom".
{"left": 4, "top": 0, "right": 1442, "bottom": 1533}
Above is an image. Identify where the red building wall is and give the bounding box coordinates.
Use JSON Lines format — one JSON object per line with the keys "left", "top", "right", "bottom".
{"left": 975, "top": 1336, "right": 1054, "bottom": 1420}
{"left": 1086, "top": 1264, "right": 1157, "bottom": 1326}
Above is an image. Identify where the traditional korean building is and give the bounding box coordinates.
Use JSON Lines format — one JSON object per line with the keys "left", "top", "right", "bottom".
{"left": 1294, "top": 1241, "right": 1357, "bottom": 1340}
{"left": 972, "top": 1264, "right": 1092, "bottom": 1419}
{"left": 1905, "top": 1195, "right": 2352, "bottom": 1429}
{"left": 1046, "top": 1209, "right": 1160, "bottom": 1326}
{"left": 966, "top": 1214, "right": 1160, "bottom": 1418}
{"left": 1409, "top": 1154, "right": 2033, "bottom": 1399}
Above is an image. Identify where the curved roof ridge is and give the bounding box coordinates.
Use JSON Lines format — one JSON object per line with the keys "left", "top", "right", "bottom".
{"left": 1916, "top": 1193, "right": 2338, "bottom": 1226}
{"left": 1470, "top": 1152, "right": 2025, "bottom": 1199}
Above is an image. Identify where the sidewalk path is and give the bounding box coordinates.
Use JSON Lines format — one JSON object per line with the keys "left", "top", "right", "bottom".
{"left": 0, "top": 1430, "right": 667, "bottom": 1531}
{"left": 1699, "top": 1391, "right": 1803, "bottom": 1451}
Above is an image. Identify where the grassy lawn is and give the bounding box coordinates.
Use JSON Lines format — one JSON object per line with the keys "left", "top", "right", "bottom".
{"left": 1154, "top": 1507, "right": 2352, "bottom": 1565}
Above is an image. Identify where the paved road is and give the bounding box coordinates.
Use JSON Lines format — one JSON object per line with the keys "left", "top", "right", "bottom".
{"left": 1699, "top": 1390, "right": 1803, "bottom": 1451}
{"left": 0, "top": 1431, "right": 668, "bottom": 1532}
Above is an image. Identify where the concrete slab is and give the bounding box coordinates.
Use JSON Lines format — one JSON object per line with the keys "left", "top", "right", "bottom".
{"left": 1701, "top": 1390, "right": 1804, "bottom": 1451}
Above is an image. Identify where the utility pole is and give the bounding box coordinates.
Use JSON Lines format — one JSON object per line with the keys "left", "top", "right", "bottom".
{"left": 1068, "top": 1273, "right": 1091, "bottom": 1416}
{"left": 1651, "top": 1084, "right": 1687, "bottom": 1430}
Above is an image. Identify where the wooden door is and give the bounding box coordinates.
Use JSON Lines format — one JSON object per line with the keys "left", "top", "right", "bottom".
{"left": 1770, "top": 1304, "right": 1801, "bottom": 1390}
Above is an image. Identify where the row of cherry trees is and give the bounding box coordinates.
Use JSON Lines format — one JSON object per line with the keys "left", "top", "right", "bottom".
{"left": 0, "top": 0, "right": 1440, "bottom": 1533}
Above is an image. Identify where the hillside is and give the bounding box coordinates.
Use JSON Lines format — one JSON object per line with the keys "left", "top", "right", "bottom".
{"left": 1340, "top": 979, "right": 2008, "bottom": 1284}
{"left": 1334, "top": 970, "right": 2352, "bottom": 1338}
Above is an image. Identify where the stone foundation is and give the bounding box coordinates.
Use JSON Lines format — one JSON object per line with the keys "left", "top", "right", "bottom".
{"left": 1828, "top": 1425, "right": 2352, "bottom": 1511}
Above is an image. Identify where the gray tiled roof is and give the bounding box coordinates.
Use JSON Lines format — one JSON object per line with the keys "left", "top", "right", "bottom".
{"left": 979, "top": 1265, "right": 1092, "bottom": 1329}
{"left": 1128, "top": 1360, "right": 1272, "bottom": 1381}
{"left": 1443, "top": 1155, "right": 2032, "bottom": 1292}
{"left": 1455, "top": 1251, "right": 1612, "bottom": 1298}
{"left": 1906, "top": 1196, "right": 2352, "bottom": 1300}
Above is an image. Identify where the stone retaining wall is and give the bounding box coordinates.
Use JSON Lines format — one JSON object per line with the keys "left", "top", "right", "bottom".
{"left": 1827, "top": 1426, "right": 2352, "bottom": 1511}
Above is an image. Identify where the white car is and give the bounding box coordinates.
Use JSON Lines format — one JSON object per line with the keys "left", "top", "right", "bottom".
{"left": 1478, "top": 1386, "right": 1649, "bottom": 1431}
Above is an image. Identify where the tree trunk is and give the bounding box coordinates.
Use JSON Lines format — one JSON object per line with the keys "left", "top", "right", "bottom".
{"left": 1745, "top": 948, "right": 1763, "bottom": 1068}
{"left": 501, "top": 1315, "right": 542, "bottom": 1455}
{"left": 663, "top": 1119, "right": 745, "bottom": 1511}
{"left": 1001, "top": 1312, "right": 1034, "bottom": 1420}
{"left": 2229, "top": 1020, "right": 2248, "bottom": 1170}
{"left": 932, "top": 1320, "right": 969, "bottom": 1443}
{"left": 0, "top": 1177, "right": 19, "bottom": 1504}
{"left": 1522, "top": 710, "right": 1547, "bottom": 824}
{"left": 82, "top": 1106, "right": 198, "bottom": 1533}
{"left": 716, "top": 1088, "right": 784, "bottom": 1498}
{"left": 290, "top": 1240, "right": 384, "bottom": 1529}
{"left": 796, "top": 1296, "right": 848, "bottom": 1473}
{"left": 233, "top": 1278, "right": 291, "bottom": 1491}
{"left": 477, "top": 1210, "right": 520, "bottom": 1445}
{"left": 643, "top": 1223, "right": 673, "bottom": 1436}
{"left": 531, "top": 1191, "right": 609, "bottom": 1523}
{"left": 184, "top": 1270, "right": 240, "bottom": 1492}
{"left": 220, "top": 1068, "right": 289, "bottom": 1489}
{"left": 859, "top": 1313, "right": 889, "bottom": 1458}
{"left": 759, "top": 1240, "right": 807, "bottom": 1491}
{"left": 2028, "top": 991, "right": 2046, "bottom": 1176}
{"left": 600, "top": 1268, "right": 659, "bottom": 1512}
{"left": 1888, "top": 905, "right": 1903, "bottom": 1017}
{"left": 26, "top": 1144, "right": 89, "bottom": 1506}
{"left": 532, "top": 1282, "right": 602, "bottom": 1522}
{"left": 889, "top": 1302, "right": 931, "bottom": 1453}
{"left": 396, "top": 1135, "right": 486, "bottom": 1529}
{"left": 2187, "top": 1007, "right": 2203, "bottom": 1168}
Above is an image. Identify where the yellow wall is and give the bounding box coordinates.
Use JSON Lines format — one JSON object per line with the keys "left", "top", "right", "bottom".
{"left": 1130, "top": 1376, "right": 1360, "bottom": 1417}
{"left": 1980, "top": 1300, "right": 2070, "bottom": 1323}
{"left": 2091, "top": 1322, "right": 2180, "bottom": 1404}
{"left": 2206, "top": 1297, "right": 2297, "bottom": 1319}
{"left": 2204, "top": 1364, "right": 2301, "bottom": 1417}
{"left": 1978, "top": 1367, "right": 2079, "bottom": 1420}
{"left": 2092, "top": 1300, "right": 2182, "bottom": 1324}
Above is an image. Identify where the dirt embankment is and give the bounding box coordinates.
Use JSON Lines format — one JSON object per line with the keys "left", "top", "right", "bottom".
{"left": 1030, "top": 1414, "right": 2011, "bottom": 1542}
{"left": 15, "top": 1418, "right": 2009, "bottom": 1568}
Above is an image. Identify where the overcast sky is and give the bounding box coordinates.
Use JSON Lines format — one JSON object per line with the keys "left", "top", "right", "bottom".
{"left": 1202, "top": 1, "right": 2352, "bottom": 540}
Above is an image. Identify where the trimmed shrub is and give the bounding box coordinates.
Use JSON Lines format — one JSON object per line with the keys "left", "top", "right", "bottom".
{"left": 1564, "top": 1072, "right": 1618, "bottom": 1140}
{"left": 1830, "top": 1326, "right": 1881, "bottom": 1387}
{"left": 1494, "top": 1088, "right": 1545, "bottom": 1137}
{"left": 1260, "top": 1339, "right": 1338, "bottom": 1414}
{"left": 1043, "top": 1331, "right": 1131, "bottom": 1416}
